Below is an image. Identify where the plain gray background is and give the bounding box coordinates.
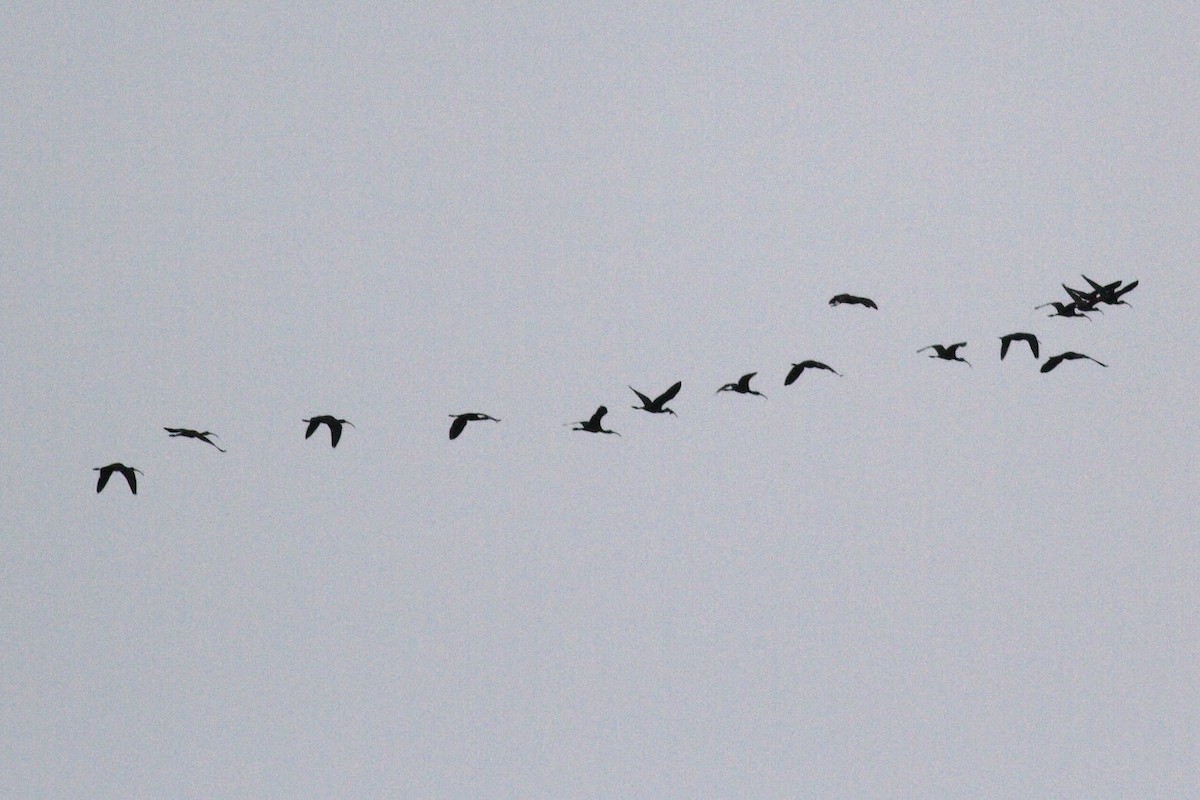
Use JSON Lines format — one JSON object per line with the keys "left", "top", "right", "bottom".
{"left": 3, "top": 4, "right": 1197, "bottom": 797}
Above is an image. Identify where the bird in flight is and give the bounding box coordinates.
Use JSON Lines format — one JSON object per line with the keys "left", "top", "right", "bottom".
{"left": 94, "top": 463, "right": 142, "bottom": 494}
{"left": 784, "top": 360, "right": 841, "bottom": 385}
{"left": 918, "top": 343, "right": 971, "bottom": 367}
{"left": 829, "top": 293, "right": 878, "bottom": 309}
{"left": 998, "top": 333, "right": 1039, "bottom": 360}
{"left": 1040, "top": 351, "right": 1107, "bottom": 373}
{"left": 1083, "top": 275, "right": 1138, "bottom": 307}
{"left": 630, "top": 381, "right": 682, "bottom": 415}
{"left": 304, "top": 415, "right": 355, "bottom": 447}
{"left": 570, "top": 405, "right": 620, "bottom": 436}
{"left": 1036, "top": 301, "right": 1093, "bottom": 320}
{"left": 164, "top": 427, "right": 226, "bottom": 452}
{"left": 716, "top": 372, "right": 767, "bottom": 397}
{"left": 448, "top": 412, "right": 500, "bottom": 440}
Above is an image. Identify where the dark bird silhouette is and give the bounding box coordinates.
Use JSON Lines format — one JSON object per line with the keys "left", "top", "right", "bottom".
{"left": 1083, "top": 275, "right": 1138, "bottom": 306}
{"left": 570, "top": 405, "right": 620, "bottom": 436}
{"left": 999, "top": 332, "right": 1040, "bottom": 360}
{"left": 630, "top": 381, "right": 682, "bottom": 415}
{"left": 448, "top": 412, "right": 500, "bottom": 440}
{"left": 784, "top": 360, "right": 841, "bottom": 385}
{"left": 164, "top": 427, "right": 226, "bottom": 452}
{"left": 304, "top": 415, "right": 355, "bottom": 447}
{"left": 716, "top": 372, "right": 767, "bottom": 397}
{"left": 829, "top": 293, "right": 878, "bottom": 309}
{"left": 1036, "top": 301, "right": 1093, "bottom": 320}
{"left": 918, "top": 342, "right": 971, "bottom": 367}
{"left": 94, "top": 463, "right": 142, "bottom": 494}
{"left": 1061, "top": 284, "right": 1104, "bottom": 313}
{"left": 1040, "top": 351, "right": 1107, "bottom": 373}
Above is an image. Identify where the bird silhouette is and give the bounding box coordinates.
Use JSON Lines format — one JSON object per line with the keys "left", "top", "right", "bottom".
{"left": 829, "top": 293, "right": 878, "bottom": 309}
{"left": 784, "top": 360, "right": 842, "bottom": 385}
{"left": 1036, "top": 301, "right": 1093, "bottom": 320}
{"left": 1083, "top": 275, "right": 1138, "bottom": 306}
{"left": 570, "top": 405, "right": 620, "bottom": 436}
{"left": 164, "top": 427, "right": 226, "bottom": 452}
{"left": 304, "top": 415, "right": 355, "bottom": 447}
{"left": 630, "top": 381, "right": 682, "bottom": 415}
{"left": 999, "top": 333, "right": 1039, "bottom": 360}
{"left": 918, "top": 343, "right": 971, "bottom": 367}
{"left": 1060, "top": 284, "right": 1105, "bottom": 313}
{"left": 1040, "top": 351, "right": 1107, "bottom": 373}
{"left": 716, "top": 372, "right": 766, "bottom": 397}
{"left": 94, "top": 463, "right": 142, "bottom": 494}
{"left": 448, "top": 412, "right": 500, "bottom": 440}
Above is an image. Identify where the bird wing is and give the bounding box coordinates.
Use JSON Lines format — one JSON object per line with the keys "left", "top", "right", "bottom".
{"left": 653, "top": 381, "right": 682, "bottom": 406}
{"left": 1027, "top": 335, "right": 1039, "bottom": 358}
{"left": 164, "top": 427, "right": 184, "bottom": 434}
{"left": 629, "top": 387, "right": 653, "bottom": 408}
{"left": 305, "top": 418, "right": 321, "bottom": 439}
{"left": 121, "top": 467, "right": 138, "bottom": 494}
{"left": 917, "top": 345, "right": 934, "bottom": 354}
{"left": 829, "top": 295, "right": 845, "bottom": 305}
{"left": 329, "top": 421, "right": 343, "bottom": 447}
{"left": 784, "top": 364, "right": 803, "bottom": 386}
{"left": 449, "top": 416, "right": 468, "bottom": 440}
{"left": 1040, "top": 354, "right": 1064, "bottom": 373}
{"left": 807, "top": 360, "right": 838, "bottom": 374}
{"left": 589, "top": 406, "right": 608, "bottom": 426}
{"left": 1114, "top": 279, "right": 1138, "bottom": 297}
{"left": 738, "top": 372, "right": 757, "bottom": 391}
{"left": 95, "top": 466, "right": 112, "bottom": 493}
{"left": 999, "top": 337, "right": 1012, "bottom": 360}
{"left": 862, "top": 297, "right": 878, "bottom": 309}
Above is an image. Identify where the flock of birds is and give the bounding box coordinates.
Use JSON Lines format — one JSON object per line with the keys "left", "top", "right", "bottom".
{"left": 92, "top": 275, "right": 1136, "bottom": 494}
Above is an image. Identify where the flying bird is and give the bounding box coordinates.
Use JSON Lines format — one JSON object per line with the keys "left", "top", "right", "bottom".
{"left": 448, "top": 412, "right": 500, "bottom": 440}
{"left": 164, "top": 427, "right": 226, "bottom": 452}
{"left": 716, "top": 372, "right": 767, "bottom": 397}
{"left": 918, "top": 342, "right": 971, "bottom": 367}
{"left": 94, "top": 463, "right": 142, "bottom": 494}
{"left": 999, "top": 333, "right": 1039, "bottom": 360}
{"left": 829, "top": 294, "right": 878, "bottom": 309}
{"left": 304, "top": 415, "right": 355, "bottom": 447}
{"left": 570, "top": 405, "right": 620, "bottom": 436}
{"left": 630, "top": 381, "right": 682, "bottom": 415}
{"left": 1083, "top": 275, "right": 1138, "bottom": 306}
{"left": 784, "top": 360, "right": 842, "bottom": 385}
{"left": 1036, "top": 301, "right": 1093, "bottom": 320}
{"left": 1040, "top": 351, "right": 1107, "bottom": 373}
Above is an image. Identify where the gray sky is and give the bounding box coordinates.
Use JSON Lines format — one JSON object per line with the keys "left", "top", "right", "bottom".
{"left": 3, "top": 4, "right": 1198, "bottom": 797}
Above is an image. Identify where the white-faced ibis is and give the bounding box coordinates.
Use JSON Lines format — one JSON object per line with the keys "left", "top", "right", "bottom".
{"left": 448, "top": 412, "right": 500, "bottom": 440}
{"left": 829, "top": 293, "right": 878, "bottom": 309}
{"left": 784, "top": 360, "right": 841, "bottom": 385}
{"left": 716, "top": 372, "right": 766, "bottom": 397}
{"left": 304, "top": 415, "right": 355, "bottom": 447}
{"left": 1036, "top": 301, "right": 1093, "bottom": 320}
{"left": 630, "top": 381, "right": 682, "bottom": 415}
{"left": 1041, "top": 351, "right": 1107, "bottom": 373}
{"left": 999, "top": 333, "right": 1039, "bottom": 360}
{"left": 94, "top": 463, "right": 142, "bottom": 494}
{"left": 918, "top": 343, "right": 971, "bottom": 367}
{"left": 164, "top": 427, "right": 226, "bottom": 452}
{"left": 570, "top": 406, "right": 620, "bottom": 436}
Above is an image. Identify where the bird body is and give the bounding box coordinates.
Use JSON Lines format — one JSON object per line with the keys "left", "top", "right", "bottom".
{"left": 448, "top": 412, "right": 500, "bottom": 440}
{"left": 999, "top": 333, "right": 1039, "bottom": 360}
{"left": 94, "top": 463, "right": 142, "bottom": 494}
{"left": 784, "top": 360, "right": 841, "bottom": 385}
{"left": 571, "top": 405, "right": 619, "bottom": 435}
{"left": 717, "top": 372, "right": 766, "bottom": 397}
{"left": 164, "top": 427, "right": 226, "bottom": 452}
{"left": 918, "top": 342, "right": 971, "bottom": 367}
{"left": 829, "top": 293, "right": 878, "bottom": 309}
{"left": 304, "top": 415, "right": 355, "bottom": 447}
{"left": 1037, "top": 301, "right": 1093, "bottom": 320}
{"left": 1041, "top": 351, "right": 1107, "bottom": 373}
{"left": 630, "top": 381, "right": 682, "bottom": 415}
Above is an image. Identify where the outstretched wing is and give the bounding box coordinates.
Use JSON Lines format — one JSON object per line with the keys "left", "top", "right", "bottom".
{"left": 629, "top": 387, "right": 653, "bottom": 408}
{"left": 999, "top": 336, "right": 1012, "bottom": 360}
{"left": 95, "top": 466, "right": 112, "bottom": 493}
{"left": 738, "top": 372, "right": 757, "bottom": 391}
{"left": 861, "top": 297, "right": 878, "bottom": 309}
{"left": 784, "top": 364, "right": 803, "bottom": 386}
{"left": 588, "top": 406, "right": 608, "bottom": 426}
{"left": 653, "top": 381, "right": 682, "bottom": 406}
{"left": 449, "top": 415, "right": 469, "bottom": 440}
{"left": 1025, "top": 334, "right": 1039, "bottom": 359}
{"left": 122, "top": 468, "right": 138, "bottom": 495}
{"left": 305, "top": 419, "right": 321, "bottom": 439}
{"left": 1040, "top": 354, "right": 1064, "bottom": 373}
{"left": 329, "top": 421, "right": 343, "bottom": 448}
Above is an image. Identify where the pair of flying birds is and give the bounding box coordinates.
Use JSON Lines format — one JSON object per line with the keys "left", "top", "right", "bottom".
{"left": 920, "top": 334, "right": 1106, "bottom": 372}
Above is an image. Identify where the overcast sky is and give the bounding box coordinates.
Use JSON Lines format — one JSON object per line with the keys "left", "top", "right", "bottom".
{"left": 3, "top": 4, "right": 1198, "bottom": 797}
